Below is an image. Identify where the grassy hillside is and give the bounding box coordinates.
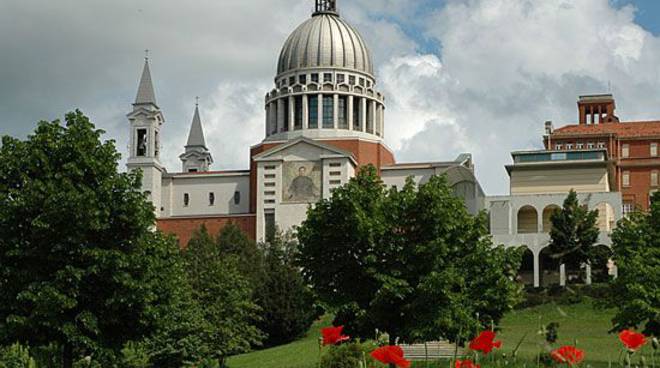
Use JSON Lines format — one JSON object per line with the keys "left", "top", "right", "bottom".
{"left": 227, "top": 301, "right": 651, "bottom": 368}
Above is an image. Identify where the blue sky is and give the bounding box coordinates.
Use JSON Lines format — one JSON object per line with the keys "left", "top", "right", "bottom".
{"left": 614, "top": 0, "right": 660, "bottom": 34}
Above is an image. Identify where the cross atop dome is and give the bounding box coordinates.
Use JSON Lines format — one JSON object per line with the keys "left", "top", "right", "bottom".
{"left": 314, "top": 0, "right": 338, "bottom": 16}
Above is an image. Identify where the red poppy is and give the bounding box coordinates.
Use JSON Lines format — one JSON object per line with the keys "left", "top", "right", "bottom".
{"left": 321, "top": 326, "right": 349, "bottom": 346}
{"left": 619, "top": 330, "right": 647, "bottom": 351}
{"left": 551, "top": 346, "right": 585, "bottom": 365}
{"left": 469, "top": 331, "right": 502, "bottom": 355}
{"left": 455, "top": 359, "right": 480, "bottom": 368}
{"left": 370, "top": 345, "right": 411, "bottom": 368}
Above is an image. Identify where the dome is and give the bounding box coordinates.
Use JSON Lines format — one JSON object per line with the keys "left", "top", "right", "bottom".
{"left": 276, "top": 12, "right": 374, "bottom": 78}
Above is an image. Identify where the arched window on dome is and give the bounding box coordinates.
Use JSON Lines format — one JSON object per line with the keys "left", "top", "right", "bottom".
{"left": 308, "top": 95, "right": 319, "bottom": 128}
{"left": 323, "top": 95, "right": 334, "bottom": 128}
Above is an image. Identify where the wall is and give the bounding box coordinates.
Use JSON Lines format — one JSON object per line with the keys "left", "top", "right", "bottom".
{"left": 157, "top": 214, "right": 256, "bottom": 247}
{"left": 160, "top": 173, "right": 250, "bottom": 217}
{"left": 510, "top": 167, "right": 609, "bottom": 195}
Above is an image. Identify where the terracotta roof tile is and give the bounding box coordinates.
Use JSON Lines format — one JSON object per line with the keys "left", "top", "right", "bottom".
{"left": 552, "top": 121, "right": 660, "bottom": 138}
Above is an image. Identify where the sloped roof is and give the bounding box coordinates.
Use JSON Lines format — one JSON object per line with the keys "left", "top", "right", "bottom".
{"left": 135, "top": 60, "right": 157, "bottom": 106}
{"left": 186, "top": 105, "right": 207, "bottom": 148}
{"left": 552, "top": 121, "right": 660, "bottom": 138}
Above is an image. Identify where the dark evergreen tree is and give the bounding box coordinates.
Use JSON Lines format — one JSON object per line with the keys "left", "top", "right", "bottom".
{"left": 0, "top": 111, "right": 201, "bottom": 367}
{"left": 297, "top": 165, "right": 522, "bottom": 344}
{"left": 182, "top": 226, "right": 264, "bottom": 363}
{"left": 548, "top": 190, "right": 600, "bottom": 270}
{"left": 608, "top": 192, "right": 660, "bottom": 336}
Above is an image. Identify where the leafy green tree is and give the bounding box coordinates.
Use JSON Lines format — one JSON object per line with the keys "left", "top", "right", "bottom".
{"left": 182, "top": 226, "right": 264, "bottom": 363}
{"left": 217, "top": 223, "right": 263, "bottom": 284}
{"left": 0, "top": 343, "right": 37, "bottom": 368}
{"left": 297, "top": 166, "right": 522, "bottom": 344}
{"left": 608, "top": 192, "right": 660, "bottom": 336}
{"left": 0, "top": 111, "right": 199, "bottom": 367}
{"left": 255, "top": 231, "right": 319, "bottom": 347}
{"left": 548, "top": 190, "right": 600, "bottom": 271}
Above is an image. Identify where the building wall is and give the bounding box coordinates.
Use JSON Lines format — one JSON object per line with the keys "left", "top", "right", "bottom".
{"left": 157, "top": 214, "right": 256, "bottom": 247}
{"left": 510, "top": 167, "right": 609, "bottom": 195}
{"left": 161, "top": 173, "right": 250, "bottom": 217}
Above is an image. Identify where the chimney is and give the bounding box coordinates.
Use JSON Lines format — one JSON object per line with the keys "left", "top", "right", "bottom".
{"left": 577, "top": 94, "right": 619, "bottom": 125}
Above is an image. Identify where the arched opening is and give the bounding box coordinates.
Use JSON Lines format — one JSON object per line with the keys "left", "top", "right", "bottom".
{"left": 517, "top": 205, "right": 538, "bottom": 234}
{"left": 590, "top": 245, "right": 614, "bottom": 283}
{"left": 517, "top": 246, "right": 535, "bottom": 286}
{"left": 596, "top": 202, "right": 615, "bottom": 232}
{"left": 542, "top": 205, "right": 561, "bottom": 233}
{"left": 539, "top": 246, "right": 560, "bottom": 287}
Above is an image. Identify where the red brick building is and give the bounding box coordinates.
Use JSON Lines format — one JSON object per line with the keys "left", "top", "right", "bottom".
{"left": 545, "top": 94, "right": 660, "bottom": 212}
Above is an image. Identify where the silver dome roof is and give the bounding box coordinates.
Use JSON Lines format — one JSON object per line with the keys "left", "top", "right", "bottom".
{"left": 277, "top": 13, "right": 374, "bottom": 77}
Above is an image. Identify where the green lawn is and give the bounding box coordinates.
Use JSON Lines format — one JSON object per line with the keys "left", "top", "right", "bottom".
{"left": 227, "top": 301, "right": 653, "bottom": 368}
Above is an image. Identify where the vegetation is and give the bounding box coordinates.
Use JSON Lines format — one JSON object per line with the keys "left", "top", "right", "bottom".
{"left": 548, "top": 190, "right": 600, "bottom": 270}
{"left": 607, "top": 192, "right": 660, "bottom": 336}
{"left": 297, "top": 166, "right": 522, "bottom": 344}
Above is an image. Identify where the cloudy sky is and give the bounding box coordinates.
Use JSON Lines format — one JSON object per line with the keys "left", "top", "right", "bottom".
{"left": 2, "top": 0, "right": 660, "bottom": 194}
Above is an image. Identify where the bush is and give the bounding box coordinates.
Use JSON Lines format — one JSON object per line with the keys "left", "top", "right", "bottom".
{"left": 320, "top": 342, "right": 377, "bottom": 368}
{"left": 0, "top": 343, "right": 37, "bottom": 368}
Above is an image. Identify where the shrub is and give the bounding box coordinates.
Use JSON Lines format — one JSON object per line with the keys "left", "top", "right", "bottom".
{"left": 320, "top": 341, "right": 377, "bottom": 368}
{"left": 0, "top": 343, "right": 37, "bottom": 368}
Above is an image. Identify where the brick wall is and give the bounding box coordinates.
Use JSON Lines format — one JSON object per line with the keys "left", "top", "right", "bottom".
{"left": 157, "top": 214, "right": 256, "bottom": 248}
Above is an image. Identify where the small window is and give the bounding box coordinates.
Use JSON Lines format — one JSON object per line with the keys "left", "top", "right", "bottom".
{"left": 311, "top": 73, "right": 319, "bottom": 83}
{"left": 265, "top": 182, "right": 276, "bottom": 187}
{"left": 265, "top": 174, "right": 275, "bottom": 179}
{"left": 622, "top": 144, "right": 630, "bottom": 158}
{"left": 299, "top": 75, "right": 307, "bottom": 84}
{"left": 234, "top": 191, "right": 241, "bottom": 205}
{"left": 554, "top": 144, "right": 563, "bottom": 150}
{"left": 264, "top": 199, "right": 276, "bottom": 204}
{"left": 623, "top": 202, "right": 634, "bottom": 216}
{"left": 264, "top": 211, "right": 276, "bottom": 242}
{"left": 323, "top": 73, "right": 332, "bottom": 82}
{"left": 289, "top": 76, "right": 295, "bottom": 85}
{"left": 337, "top": 74, "right": 345, "bottom": 84}
{"left": 597, "top": 142, "right": 606, "bottom": 149}
{"left": 329, "top": 180, "right": 341, "bottom": 185}
{"left": 359, "top": 78, "right": 365, "bottom": 87}
{"left": 576, "top": 143, "right": 584, "bottom": 150}
{"left": 587, "top": 142, "right": 595, "bottom": 149}
{"left": 188, "top": 168, "right": 198, "bottom": 173}
{"left": 329, "top": 162, "right": 341, "bottom": 167}
{"left": 264, "top": 191, "right": 276, "bottom": 196}
{"left": 264, "top": 165, "right": 276, "bottom": 170}
{"left": 281, "top": 78, "right": 287, "bottom": 87}
{"left": 349, "top": 75, "right": 356, "bottom": 85}
{"left": 183, "top": 193, "right": 190, "bottom": 207}
{"left": 651, "top": 143, "right": 658, "bottom": 157}
{"left": 566, "top": 143, "right": 574, "bottom": 150}
{"left": 652, "top": 171, "right": 659, "bottom": 187}
{"left": 623, "top": 171, "right": 631, "bottom": 187}
{"left": 330, "top": 171, "right": 341, "bottom": 176}
{"left": 209, "top": 192, "right": 215, "bottom": 206}
{"left": 367, "top": 80, "right": 372, "bottom": 88}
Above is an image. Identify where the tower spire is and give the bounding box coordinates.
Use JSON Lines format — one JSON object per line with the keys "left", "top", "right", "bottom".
{"left": 186, "top": 99, "right": 207, "bottom": 148}
{"left": 314, "top": 0, "right": 337, "bottom": 15}
{"left": 134, "top": 56, "right": 157, "bottom": 106}
{"left": 180, "top": 100, "right": 213, "bottom": 172}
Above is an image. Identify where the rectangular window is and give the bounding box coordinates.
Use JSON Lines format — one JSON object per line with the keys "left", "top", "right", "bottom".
{"left": 329, "top": 180, "right": 341, "bottom": 185}
{"left": 349, "top": 75, "right": 356, "bottom": 85}
{"left": 265, "top": 165, "right": 276, "bottom": 170}
{"left": 337, "top": 74, "right": 345, "bottom": 84}
{"left": 299, "top": 74, "right": 307, "bottom": 84}
{"left": 587, "top": 142, "right": 595, "bottom": 149}
{"left": 264, "top": 182, "right": 276, "bottom": 187}
{"left": 566, "top": 143, "right": 574, "bottom": 150}
{"left": 652, "top": 171, "right": 659, "bottom": 186}
{"left": 311, "top": 73, "right": 319, "bottom": 83}
{"left": 329, "top": 162, "right": 341, "bottom": 167}
{"left": 264, "top": 174, "right": 276, "bottom": 179}
{"left": 294, "top": 96, "right": 303, "bottom": 130}
{"left": 576, "top": 142, "right": 584, "bottom": 150}
{"left": 234, "top": 191, "right": 241, "bottom": 205}
{"left": 366, "top": 102, "right": 374, "bottom": 133}
{"left": 264, "top": 211, "right": 276, "bottom": 242}
{"left": 289, "top": 76, "right": 295, "bottom": 85}
{"left": 323, "top": 95, "right": 334, "bottom": 128}
{"left": 188, "top": 168, "right": 198, "bottom": 173}
{"left": 264, "top": 191, "right": 276, "bottom": 196}
{"left": 555, "top": 144, "right": 563, "bottom": 150}
{"left": 209, "top": 192, "right": 215, "bottom": 206}
{"left": 338, "top": 96, "right": 348, "bottom": 129}
{"left": 597, "top": 142, "right": 606, "bottom": 149}
{"left": 353, "top": 97, "right": 361, "bottom": 130}
{"left": 622, "top": 144, "right": 630, "bottom": 158}
{"left": 282, "top": 99, "right": 289, "bottom": 132}
{"left": 324, "top": 73, "right": 332, "bottom": 82}
{"left": 308, "top": 95, "right": 318, "bottom": 129}
{"left": 623, "top": 171, "right": 631, "bottom": 187}
{"left": 359, "top": 78, "right": 365, "bottom": 87}
{"left": 330, "top": 171, "right": 341, "bottom": 176}
{"left": 651, "top": 143, "right": 658, "bottom": 157}
{"left": 154, "top": 131, "right": 159, "bottom": 157}
{"left": 136, "top": 129, "right": 148, "bottom": 156}
{"left": 183, "top": 193, "right": 190, "bottom": 207}
{"left": 623, "top": 202, "right": 634, "bottom": 216}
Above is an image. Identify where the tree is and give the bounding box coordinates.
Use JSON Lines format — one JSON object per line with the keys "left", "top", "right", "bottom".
{"left": 296, "top": 165, "right": 522, "bottom": 344}
{"left": 548, "top": 190, "right": 600, "bottom": 273}
{"left": 182, "top": 226, "right": 264, "bottom": 363}
{"left": 217, "top": 223, "right": 263, "bottom": 285}
{"left": 607, "top": 192, "right": 660, "bottom": 336}
{"left": 0, "top": 111, "right": 198, "bottom": 367}
{"left": 255, "top": 231, "right": 319, "bottom": 347}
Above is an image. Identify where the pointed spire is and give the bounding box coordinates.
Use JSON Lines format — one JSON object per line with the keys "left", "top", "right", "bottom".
{"left": 134, "top": 52, "right": 157, "bottom": 106}
{"left": 186, "top": 98, "right": 207, "bottom": 148}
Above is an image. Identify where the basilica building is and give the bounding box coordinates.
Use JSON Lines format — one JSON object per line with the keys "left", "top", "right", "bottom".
{"left": 126, "top": 0, "right": 485, "bottom": 245}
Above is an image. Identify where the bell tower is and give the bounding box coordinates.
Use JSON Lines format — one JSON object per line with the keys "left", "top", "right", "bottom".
{"left": 126, "top": 53, "right": 165, "bottom": 214}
